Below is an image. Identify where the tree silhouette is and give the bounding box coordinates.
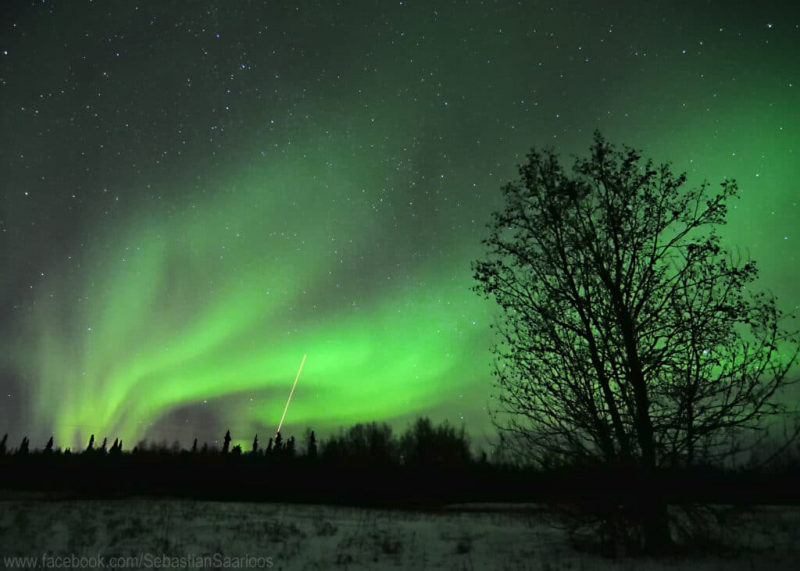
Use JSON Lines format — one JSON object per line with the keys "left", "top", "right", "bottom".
{"left": 274, "top": 431, "right": 283, "bottom": 452}
{"left": 100, "top": 437, "right": 108, "bottom": 453}
{"left": 286, "top": 436, "right": 296, "bottom": 457}
{"left": 44, "top": 436, "right": 54, "bottom": 453}
{"left": 322, "top": 422, "right": 397, "bottom": 466}
{"left": 252, "top": 434, "right": 259, "bottom": 454}
{"left": 473, "top": 132, "right": 800, "bottom": 553}
{"left": 192, "top": 438, "right": 198, "bottom": 453}
{"left": 305, "top": 430, "right": 318, "bottom": 459}
{"left": 86, "top": 434, "right": 95, "bottom": 453}
{"left": 232, "top": 444, "right": 242, "bottom": 456}
{"left": 17, "top": 436, "right": 29, "bottom": 455}
{"left": 1, "top": 433, "right": 8, "bottom": 455}
{"left": 223, "top": 430, "right": 231, "bottom": 454}
{"left": 399, "top": 417, "right": 471, "bottom": 469}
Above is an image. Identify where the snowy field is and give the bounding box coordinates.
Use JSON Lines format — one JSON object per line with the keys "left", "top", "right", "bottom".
{"left": 1, "top": 498, "right": 798, "bottom": 570}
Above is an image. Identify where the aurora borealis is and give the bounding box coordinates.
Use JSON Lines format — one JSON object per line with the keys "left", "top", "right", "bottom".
{"left": 1, "top": 1, "right": 798, "bottom": 449}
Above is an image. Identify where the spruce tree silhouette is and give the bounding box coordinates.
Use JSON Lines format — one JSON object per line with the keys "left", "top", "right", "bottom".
{"left": 44, "top": 436, "right": 54, "bottom": 453}
{"left": 252, "top": 434, "right": 259, "bottom": 454}
{"left": 306, "top": 430, "right": 318, "bottom": 459}
{"left": 232, "top": 444, "right": 242, "bottom": 456}
{"left": 17, "top": 437, "right": 29, "bottom": 455}
{"left": 286, "top": 436, "right": 296, "bottom": 457}
{"left": 86, "top": 434, "right": 95, "bottom": 453}
{"left": 223, "top": 430, "right": 232, "bottom": 454}
{"left": 0, "top": 433, "right": 7, "bottom": 455}
{"left": 100, "top": 437, "right": 108, "bottom": 453}
{"left": 274, "top": 432, "right": 283, "bottom": 452}
{"left": 192, "top": 438, "right": 198, "bottom": 453}
{"left": 267, "top": 437, "right": 274, "bottom": 454}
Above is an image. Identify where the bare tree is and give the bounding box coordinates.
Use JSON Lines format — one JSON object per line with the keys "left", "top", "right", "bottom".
{"left": 473, "top": 132, "right": 799, "bottom": 553}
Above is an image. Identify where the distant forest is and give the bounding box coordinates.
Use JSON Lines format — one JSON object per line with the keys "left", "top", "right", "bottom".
{"left": 1, "top": 417, "right": 799, "bottom": 507}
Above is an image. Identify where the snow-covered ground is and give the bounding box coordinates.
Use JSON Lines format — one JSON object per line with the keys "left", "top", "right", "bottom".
{"left": 0, "top": 498, "right": 797, "bottom": 570}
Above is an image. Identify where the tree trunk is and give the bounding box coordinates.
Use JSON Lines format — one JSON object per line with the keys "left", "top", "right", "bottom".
{"left": 609, "top": 290, "right": 673, "bottom": 554}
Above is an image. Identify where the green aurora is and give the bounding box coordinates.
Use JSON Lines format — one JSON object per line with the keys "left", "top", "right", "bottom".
{"left": 1, "top": 1, "right": 798, "bottom": 449}
{"left": 11, "top": 139, "right": 493, "bottom": 448}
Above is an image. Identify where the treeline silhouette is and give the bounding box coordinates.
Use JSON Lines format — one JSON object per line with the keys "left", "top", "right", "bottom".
{"left": 1, "top": 419, "right": 799, "bottom": 507}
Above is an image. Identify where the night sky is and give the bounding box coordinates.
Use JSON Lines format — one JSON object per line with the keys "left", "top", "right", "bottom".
{"left": 1, "top": 1, "right": 798, "bottom": 449}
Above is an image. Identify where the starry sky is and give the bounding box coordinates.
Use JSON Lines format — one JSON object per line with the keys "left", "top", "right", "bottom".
{"left": 1, "top": 1, "right": 798, "bottom": 450}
